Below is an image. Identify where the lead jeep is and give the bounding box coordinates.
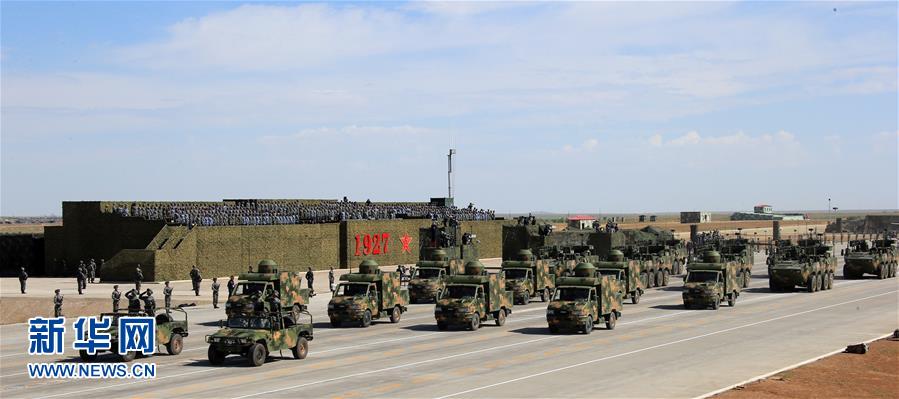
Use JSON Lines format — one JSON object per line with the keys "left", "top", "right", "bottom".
{"left": 78, "top": 308, "right": 189, "bottom": 362}
{"left": 206, "top": 310, "right": 313, "bottom": 367}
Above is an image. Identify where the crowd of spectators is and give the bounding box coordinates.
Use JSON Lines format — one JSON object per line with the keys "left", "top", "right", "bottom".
{"left": 110, "top": 199, "right": 495, "bottom": 226}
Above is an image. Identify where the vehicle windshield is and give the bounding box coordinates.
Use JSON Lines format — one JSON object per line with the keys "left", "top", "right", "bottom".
{"left": 686, "top": 271, "right": 720, "bottom": 283}
{"left": 335, "top": 284, "right": 369, "bottom": 296}
{"left": 553, "top": 287, "right": 591, "bottom": 301}
{"left": 444, "top": 285, "right": 478, "bottom": 299}
{"left": 503, "top": 269, "right": 529, "bottom": 279}
{"left": 415, "top": 268, "right": 443, "bottom": 279}
{"left": 237, "top": 282, "right": 267, "bottom": 296}
{"left": 227, "top": 317, "right": 271, "bottom": 329}
{"left": 597, "top": 269, "right": 620, "bottom": 278}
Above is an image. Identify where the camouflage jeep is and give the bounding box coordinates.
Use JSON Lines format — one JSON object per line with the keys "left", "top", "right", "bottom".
{"left": 78, "top": 308, "right": 189, "bottom": 362}
{"left": 206, "top": 310, "right": 313, "bottom": 367}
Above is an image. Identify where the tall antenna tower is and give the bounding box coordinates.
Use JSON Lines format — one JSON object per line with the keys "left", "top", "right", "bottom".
{"left": 447, "top": 148, "right": 456, "bottom": 198}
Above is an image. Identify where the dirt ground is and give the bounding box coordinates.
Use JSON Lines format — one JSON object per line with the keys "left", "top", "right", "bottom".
{"left": 716, "top": 337, "right": 899, "bottom": 399}
{"left": 0, "top": 223, "right": 59, "bottom": 234}
{"left": 0, "top": 297, "right": 210, "bottom": 324}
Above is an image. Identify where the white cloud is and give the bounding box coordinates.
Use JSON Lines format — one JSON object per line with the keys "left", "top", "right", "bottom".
{"left": 668, "top": 131, "right": 702, "bottom": 146}
{"left": 660, "top": 130, "right": 798, "bottom": 147}
{"left": 562, "top": 138, "right": 599, "bottom": 153}
{"left": 648, "top": 134, "right": 663, "bottom": 147}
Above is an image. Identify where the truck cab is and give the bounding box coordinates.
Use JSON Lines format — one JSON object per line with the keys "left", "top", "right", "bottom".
{"left": 595, "top": 250, "right": 645, "bottom": 304}
{"left": 226, "top": 259, "right": 310, "bottom": 321}
{"left": 682, "top": 251, "right": 740, "bottom": 310}
{"left": 436, "top": 261, "right": 513, "bottom": 331}
{"left": 546, "top": 263, "right": 622, "bottom": 334}
{"left": 328, "top": 260, "right": 409, "bottom": 327}
{"left": 501, "top": 249, "right": 555, "bottom": 304}
{"left": 409, "top": 249, "right": 464, "bottom": 303}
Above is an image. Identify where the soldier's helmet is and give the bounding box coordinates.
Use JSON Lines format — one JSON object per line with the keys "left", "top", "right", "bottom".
{"left": 257, "top": 259, "right": 278, "bottom": 273}
{"left": 516, "top": 249, "right": 533, "bottom": 261}
{"left": 429, "top": 249, "right": 448, "bottom": 261}
{"left": 573, "top": 262, "right": 596, "bottom": 277}
{"left": 358, "top": 259, "right": 380, "bottom": 274}
{"left": 608, "top": 250, "right": 625, "bottom": 262}
{"left": 463, "top": 261, "right": 486, "bottom": 275}
{"left": 146, "top": 289, "right": 153, "bottom": 295}
{"left": 703, "top": 250, "right": 722, "bottom": 263}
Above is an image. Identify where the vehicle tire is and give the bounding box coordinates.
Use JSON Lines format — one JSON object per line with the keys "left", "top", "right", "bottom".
{"left": 330, "top": 318, "right": 342, "bottom": 328}
{"left": 727, "top": 293, "right": 736, "bottom": 307}
{"left": 631, "top": 290, "right": 641, "bottom": 305}
{"left": 541, "top": 288, "right": 551, "bottom": 302}
{"left": 662, "top": 270, "right": 669, "bottom": 286}
{"left": 522, "top": 292, "right": 530, "bottom": 305}
{"left": 207, "top": 345, "right": 224, "bottom": 365}
{"left": 79, "top": 350, "right": 98, "bottom": 362}
{"left": 807, "top": 275, "right": 817, "bottom": 293}
{"left": 166, "top": 333, "right": 183, "bottom": 355}
{"left": 711, "top": 298, "right": 720, "bottom": 310}
{"left": 248, "top": 343, "right": 266, "bottom": 367}
{"left": 495, "top": 309, "right": 506, "bottom": 326}
{"left": 825, "top": 272, "right": 833, "bottom": 290}
{"left": 468, "top": 314, "right": 480, "bottom": 331}
{"left": 769, "top": 280, "right": 779, "bottom": 292}
{"left": 437, "top": 322, "right": 448, "bottom": 331}
{"left": 743, "top": 271, "right": 751, "bottom": 288}
{"left": 654, "top": 270, "right": 662, "bottom": 287}
{"left": 673, "top": 261, "right": 681, "bottom": 275}
{"left": 583, "top": 315, "right": 594, "bottom": 334}
{"left": 361, "top": 310, "right": 372, "bottom": 328}
{"left": 120, "top": 351, "right": 137, "bottom": 362}
{"left": 605, "top": 312, "right": 617, "bottom": 330}
{"left": 879, "top": 266, "right": 887, "bottom": 279}
{"left": 291, "top": 337, "right": 308, "bottom": 360}
{"left": 549, "top": 325, "right": 559, "bottom": 334}
{"left": 389, "top": 306, "right": 402, "bottom": 323}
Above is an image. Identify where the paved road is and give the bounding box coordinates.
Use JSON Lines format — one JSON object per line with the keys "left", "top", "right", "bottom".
{"left": 1, "top": 250, "right": 896, "bottom": 398}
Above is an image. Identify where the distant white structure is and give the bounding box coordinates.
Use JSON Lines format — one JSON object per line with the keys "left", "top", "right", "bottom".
{"left": 567, "top": 215, "right": 595, "bottom": 229}
{"left": 731, "top": 204, "right": 805, "bottom": 221}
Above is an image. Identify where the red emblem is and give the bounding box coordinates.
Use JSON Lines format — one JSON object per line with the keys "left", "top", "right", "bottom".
{"left": 400, "top": 233, "right": 413, "bottom": 253}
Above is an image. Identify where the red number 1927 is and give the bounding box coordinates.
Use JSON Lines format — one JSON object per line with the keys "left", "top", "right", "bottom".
{"left": 354, "top": 233, "right": 390, "bottom": 256}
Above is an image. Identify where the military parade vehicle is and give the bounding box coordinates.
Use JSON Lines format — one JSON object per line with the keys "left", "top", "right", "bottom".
{"left": 843, "top": 238, "right": 897, "bottom": 279}
{"left": 682, "top": 251, "right": 741, "bottom": 309}
{"left": 207, "top": 309, "right": 313, "bottom": 367}
{"left": 226, "top": 259, "right": 310, "bottom": 321}
{"left": 595, "top": 249, "right": 645, "bottom": 304}
{"left": 546, "top": 262, "right": 623, "bottom": 333}
{"left": 79, "top": 308, "right": 189, "bottom": 362}
{"left": 501, "top": 249, "right": 555, "bottom": 304}
{"left": 719, "top": 236, "right": 755, "bottom": 288}
{"left": 768, "top": 237, "right": 837, "bottom": 292}
{"left": 409, "top": 248, "right": 466, "bottom": 303}
{"left": 435, "top": 261, "right": 513, "bottom": 331}
{"left": 328, "top": 260, "right": 409, "bottom": 327}
{"left": 623, "top": 244, "right": 675, "bottom": 288}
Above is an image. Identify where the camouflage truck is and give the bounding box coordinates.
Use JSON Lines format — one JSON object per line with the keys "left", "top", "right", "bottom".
{"left": 501, "top": 249, "right": 555, "bottom": 304}
{"left": 207, "top": 309, "right": 312, "bottom": 367}
{"left": 843, "top": 239, "right": 897, "bottom": 279}
{"left": 720, "top": 237, "right": 755, "bottom": 288}
{"left": 623, "top": 244, "right": 675, "bottom": 288}
{"left": 546, "top": 262, "right": 623, "bottom": 333}
{"left": 768, "top": 238, "right": 837, "bottom": 292}
{"left": 226, "top": 259, "right": 310, "bottom": 320}
{"left": 329, "top": 260, "right": 409, "bottom": 327}
{"left": 595, "top": 249, "right": 645, "bottom": 304}
{"left": 79, "top": 308, "right": 189, "bottom": 362}
{"left": 682, "top": 251, "right": 741, "bottom": 310}
{"left": 541, "top": 245, "right": 601, "bottom": 278}
{"left": 409, "top": 248, "right": 466, "bottom": 303}
{"left": 435, "top": 261, "right": 513, "bottom": 331}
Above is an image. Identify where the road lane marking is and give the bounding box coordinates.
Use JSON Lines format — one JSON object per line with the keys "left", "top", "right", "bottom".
{"left": 433, "top": 289, "right": 898, "bottom": 399}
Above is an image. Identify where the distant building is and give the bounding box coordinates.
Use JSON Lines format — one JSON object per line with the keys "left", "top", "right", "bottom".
{"left": 649, "top": 215, "right": 657, "bottom": 222}
{"left": 681, "top": 211, "right": 711, "bottom": 224}
{"left": 567, "top": 215, "right": 596, "bottom": 230}
{"left": 639, "top": 215, "right": 647, "bottom": 222}
{"left": 731, "top": 204, "right": 804, "bottom": 221}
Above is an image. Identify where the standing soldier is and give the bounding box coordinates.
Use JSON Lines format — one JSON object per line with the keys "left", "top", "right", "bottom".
{"left": 211, "top": 277, "right": 221, "bottom": 309}
{"left": 53, "top": 289, "right": 64, "bottom": 317}
{"left": 190, "top": 266, "right": 202, "bottom": 296}
{"left": 139, "top": 289, "right": 156, "bottom": 315}
{"left": 328, "top": 267, "right": 335, "bottom": 294}
{"left": 248, "top": 265, "right": 254, "bottom": 273}
{"left": 111, "top": 285, "right": 121, "bottom": 313}
{"left": 78, "top": 261, "right": 87, "bottom": 290}
{"left": 125, "top": 287, "right": 141, "bottom": 313}
{"left": 163, "top": 281, "right": 173, "bottom": 310}
{"left": 135, "top": 264, "right": 144, "bottom": 291}
{"left": 76, "top": 267, "right": 85, "bottom": 295}
{"left": 18, "top": 267, "right": 28, "bottom": 294}
{"left": 227, "top": 275, "right": 236, "bottom": 296}
{"left": 305, "top": 267, "right": 315, "bottom": 296}
{"left": 87, "top": 259, "right": 96, "bottom": 284}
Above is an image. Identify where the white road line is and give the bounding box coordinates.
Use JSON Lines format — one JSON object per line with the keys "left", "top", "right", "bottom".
{"left": 433, "top": 289, "right": 898, "bottom": 399}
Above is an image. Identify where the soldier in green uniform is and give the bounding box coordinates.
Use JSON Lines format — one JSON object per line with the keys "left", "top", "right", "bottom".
{"left": 125, "top": 287, "right": 141, "bottom": 314}
{"left": 76, "top": 267, "right": 85, "bottom": 295}
{"left": 212, "top": 277, "right": 221, "bottom": 309}
{"left": 163, "top": 281, "right": 173, "bottom": 310}
{"left": 18, "top": 267, "right": 27, "bottom": 294}
{"left": 53, "top": 289, "right": 63, "bottom": 317}
{"left": 135, "top": 264, "right": 144, "bottom": 291}
{"left": 305, "top": 268, "right": 315, "bottom": 296}
{"left": 227, "top": 276, "right": 236, "bottom": 296}
{"left": 111, "top": 285, "right": 121, "bottom": 313}
{"left": 140, "top": 289, "right": 156, "bottom": 315}
{"left": 190, "top": 266, "right": 202, "bottom": 296}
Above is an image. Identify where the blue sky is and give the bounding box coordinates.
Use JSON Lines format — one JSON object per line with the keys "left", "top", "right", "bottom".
{"left": 2, "top": 1, "right": 897, "bottom": 216}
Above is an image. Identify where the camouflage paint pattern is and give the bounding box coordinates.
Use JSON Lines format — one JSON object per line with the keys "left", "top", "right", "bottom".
{"left": 206, "top": 311, "right": 313, "bottom": 356}
{"left": 546, "top": 271, "right": 623, "bottom": 332}
{"left": 595, "top": 259, "right": 644, "bottom": 300}
{"left": 85, "top": 310, "right": 188, "bottom": 357}
{"left": 683, "top": 253, "right": 741, "bottom": 309}
{"left": 436, "top": 267, "right": 513, "bottom": 326}
{"left": 329, "top": 261, "right": 409, "bottom": 325}
{"left": 500, "top": 257, "right": 554, "bottom": 303}
{"left": 844, "top": 239, "right": 897, "bottom": 279}
{"left": 769, "top": 238, "right": 838, "bottom": 291}
{"left": 226, "top": 263, "right": 310, "bottom": 319}
{"left": 409, "top": 258, "right": 465, "bottom": 303}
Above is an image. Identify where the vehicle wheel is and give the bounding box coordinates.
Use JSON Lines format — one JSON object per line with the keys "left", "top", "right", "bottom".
{"left": 291, "top": 337, "right": 308, "bottom": 359}
{"left": 120, "top": 351, "right": 137, "bottom": 362}
{"left": 673, "top": 261, "right": 681, "bottom": 275}
{"left": 468, "top": 314, "right": 480, "bottom": 331}
{"left": 437, "top": 322, "right": 448, "bottom": 331}
{"left": 79, "top": 350, "right": 98, "bottom": 362}
{"left": 807, "top": 275, "right": 817, "bottom": 293}
{"left": 769, "top": 280, "right": 779, "bottom": 292}
{"left": 330, "top": 318, "right": 342, "bottom": 328}
{"left": 662, "top": 270, "right": 669, "bottom": 286}
{"left": 522, "top": 292, "right": 530, "bottom": 305}
{"left": 389, "top": 306, "right": 402, "bottom": 323}
{"left": 549, "top": 325, "right": 559, "bottom": 334}
{"left": 583, "top": 315, "right": 594, "bottom": 334}
{"left": 541, "top": 288, "right": 550, "bottom": 302}
{"left": 631, "top": 290, "right": 641, "bottom": 305}
{"left": 166, "top": 333, "right": 183, "bottom": 355}
{"left": 654, "top": 270, "right": 662, "bottom": 287}
{"left": 843, "top": 268, "right": 858, "bottom": 279}
{"left": 207, "top": 345, "right": 224, "bottom": 365}
{"left": 879, "top": 266, "right": 887, "bottom": 280}
{"left": 605, "top": 312, "right": 617, "bottom": 330}
{"left": 727, "top": 293, "right": 736, "bottom": 307}
{"left": 711, "top": 298, "right": 720, "bottom": 310}
{"left": 361, "top": 310, "right": 372, "bottom": 328}
{"left": 743, "top": 271, "right": 751, "bottom": 288}
{"left": 495, "top": 309, "right": 506, "bottom": 326}
{"left": 248, "top": 343, "right": 266, "bottom": 367}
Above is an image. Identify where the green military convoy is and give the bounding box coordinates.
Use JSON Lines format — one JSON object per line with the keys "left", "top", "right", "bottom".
{"left": 72, "top": 224, "right": 898, "bottom": 367}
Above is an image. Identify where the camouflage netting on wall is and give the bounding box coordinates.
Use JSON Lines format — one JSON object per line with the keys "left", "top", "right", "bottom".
{"left": 0, "top": 234, "right": 45, "bottom": 277}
